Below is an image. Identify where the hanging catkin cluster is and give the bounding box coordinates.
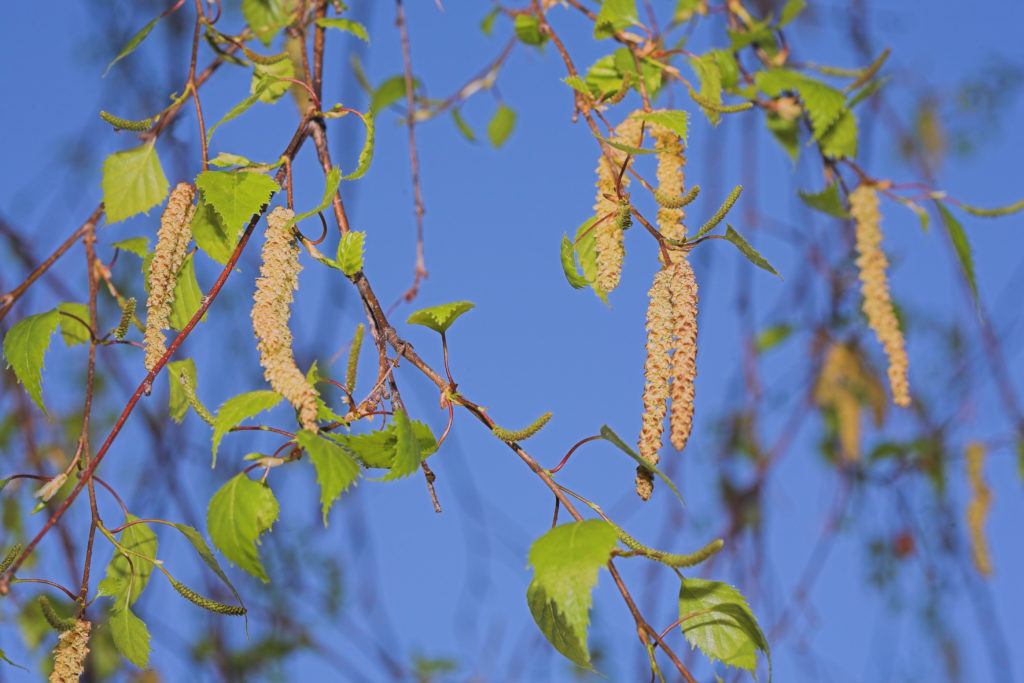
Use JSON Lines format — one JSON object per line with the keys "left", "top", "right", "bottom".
{"left": 965, "top": 442, "right": 993, "bottom": 577}
{"left": 813, "top": 343, "right": 887, "bottom": 462}
{"left": 48, "top": 618, "right": 91, "bottom": 683}
{"left": 594, "top": 112, "right": 644, "bottom": 292}
{"left": 251, "top": 207, "right": 319, "bottom": 432}
{"left": 850, "top": 184, "right": 910, "bottom": 407}
{"left": 144, "top": 183, "right": 196, "bottom": 370}
{"left": 668, "top": 256, "right": 698, "bottom": 452}
{"left": 652, "top": 121, "right": 687, "bottom": 243}
{"left": 636, "top": 267, "right": 674, "bottom": 500}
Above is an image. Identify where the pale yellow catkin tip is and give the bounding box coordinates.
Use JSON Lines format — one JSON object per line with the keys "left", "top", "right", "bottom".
{"left": 252, "top": 207, "right": 319, "bottom": 432}
{"left": 594, "top": 113, "right": 644, "bottom": 292}
{"left": 965, "top": 442, "right": 993, "bottom": 577}
{"left": 636, "top": 267, "right": 674, "bottom": 499}
{"left": 49, "top": 619, "right": 91, "bottom": 683}
{"left": 652, "top": 120, "right": 687, "bottom": 243}
{"left": 850, "top": 184, "right": 910, "bottom": 407}
{"left": 144, "top": 183, "right": 196, "bottom": 371}
{"left": 668, "top": 256, "right": 698, "bottom": 452}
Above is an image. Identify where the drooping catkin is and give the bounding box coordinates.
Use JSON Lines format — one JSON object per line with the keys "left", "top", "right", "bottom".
{"left": 813, "top": 343, "right": 888, "bottom": 463}
{"left": 144, "top": 183, "right": 196, "bottom": 370}
{"left": 594, "top": 113, "right": 645, "bottom": 292}
{"left": 251, "top": 207, "right": 319, "bottom": 432}
{"left": 636, "top": 267, "right": 674, "bottom": 499}
{"left": 850, "top": 185, "right": 911, "bottom": 407}
{"left": 48, "top": 618, "right": 90, "bottom": 683}
{"left": 652, "top": 121, "right": 687, "bottom": 243}
{"left": 668, "top": 256, "right": 698, "bottom": 451}
{"left": 965, "top": 442, "right": 993, "bottom": 577}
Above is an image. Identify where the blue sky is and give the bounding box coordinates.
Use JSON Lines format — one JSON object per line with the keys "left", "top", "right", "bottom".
{"left": 1, "top": 1, "right": 1022, "bottom": 681}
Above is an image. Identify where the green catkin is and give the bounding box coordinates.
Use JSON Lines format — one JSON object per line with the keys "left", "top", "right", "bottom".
{"left": 614, "top": 526, "right": 724, "bottom": 568}
{"left": 654, "top": 185, "right": 700, "bottom": 210}
{"left": 492, "top": 412, "right": 553, "bottom": 443}
{"left": 960, "top": 198, "right": 1024, "bottom": 218}
{"left": 346, "top": 323, "right": 364, "bottom": 393}
{"left": 169, "top": 577, "right": 247, "bottom": 616}
{"left": 0, "top": 544, "right": 22, "bottom": 574}
{"left": 177, "top": 372, "right": 215, "bottom": 426}
{"left": 686, "top": 87, "right": 754, "bottom": 113}
{"left": 615, "top": 201, "right": 633, "bottom": 231}
{"left": 38, "top": 596, "right": 77, "bottom": 632}
{"left": 99, "top": 111, "right": 155, "bottom": 132}
{"left": 697, "top": 185, "right": 743, "bottom": 237}
{"left": 238, "top": 44, "right": 291, "bottom": 65}
{"left": 114, "top": 298, "right": 135, "bottom": 340}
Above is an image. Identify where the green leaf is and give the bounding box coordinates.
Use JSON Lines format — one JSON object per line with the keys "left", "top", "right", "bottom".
{"left": 167, "top": 359, "right": 197, "bottom": 423}
{"left": 935, "top": 203, "right": 978, "bottom": 307}
{"left": 765, "top": 112, "right": 799, "bottom": 162}
{"left": 562, "top": 75, "right": 590, "bottom": 95}
{"left": 514, "top": 14, "right": 547, "bottom": 46}
{"left": 57, "top": 302, "right": 90, "bottom": 347}
{"left": 305, "top": 362, "right": 347, "bottom": 423}
{"left": 209, "top": 152, "right": 285, "bottom": 171}
{"left": 292, "top": 168, "right": 341, "bottom": 225}
{"left": 98, "top": 515, "right": 157, "bottom": 606}
{"left": 315, "top": 17, "right": 369, "bottom": 42}
{"left": 691, "top": 53, "right": 724, "bottom": 125}
{"left": 376, "top": 409, "right": 421, "bottom": 481}
{"left": 207, "top": 473, "right": 279, "bottom": 582}
{"left": 560, "top": 234, "right": 589, "bottom": 290}
{"left": 108, "top": 604, "right": 151, "bottom": 668}
{"left": 337, "top": 231, "right": 365, "bottom": 275}
{"left": 451, "top": 108, "right": 476, "bottom": 142}
{"left": 331, "top": 421, "right": 437, "bottom": 469}
{"left": 487, "top": 104, "right": 516, "bottom": 148}
{"left": 101, "top": 143, "right": 169, "bottom": 224}
{"left": 778, "top": 0, "right": 806, "bottom": 26}
{"left": 594, "top": 0, "right": 637, "bottom": 39}
{"left": 207, "top": 80, "right": 271, "bottom": 142}
{"left": 584, "top": 54, "right": 625, "bottom": 99}
{"left": 345, "top": 109, "right": 375, "bottom": 180}
{"left": 613, "top": 48, "right": 662, "bottom": 99}
{"left": 598, "top": 426, "right": 684, "bottom": 504}
{"left": 0, "top": 648, "right": 24, "bottom": 670}
{"left": 755, "top": 324, "right": 792, "bottom": 353}
{"left": 167, "top": 253, "right": 203, "bottom": 331}
{"left": 526, "top": 520, "right": 618, "bottom": 671}
{"left": 594, "top": 133, "right": 655, "bottom": 155}
{"left": 674, "top": 0, "right": 705, "bottom": 21}
{"left": 818, "top": 108, "right": 858, "bottom": 159}
{"left": 251, "top": 58, "right": 295, "bottom": 104}
{"left": 574, "top": 217, "right": 608, "bottom": 304}
{"left": 191, "top": 196, "right": 234, "bottom": 265}
{"left": 211, "top": 391, "right": 283, "bottom": 466}
{"left": 407, "top": 302, "right": 475, "bottom": 334}
{"left": 295, "top": 430, "right": 360, "bottom": 525}
{"left": 755, "top": 70, "right": 846, "bottom": 141}
{"left": 104, "top": 15, "right": 162, "bottom": 76}
{"left": 480, "top": 6, "right": 500, "bottom": 35}
{"left": 242, "top": 0, "right": 289, "bottom": 47}
{"left": 371, "top": 75, "right": 413, "bottom": 112}
{"left": 798, "top": 181, "right": 850, "bottom": 218}
{"left": 848, "top": 76, "right": 889, "bottom": 108}
{"left": 678, "top": 579, "right": 769, "bottom": 678}
{"left": 632, "top": 110, "right": 690, "bottom": 144}
{"left": 3, "top": 309, "right": 60, "bottom": 414}
{"left": 112, "top": 237, "right": 149, "bottom": 258}
{"left": 714, "top": 49, "right": 740, "bottom": 90}
{"left": 723, "top": 225, "right": 782, "bottom": 279}
{"left": 171, "top": 524, "right": 246, "bottom": 613}
{"left": 195, "top": 170, "right": 279, "bottom": 237}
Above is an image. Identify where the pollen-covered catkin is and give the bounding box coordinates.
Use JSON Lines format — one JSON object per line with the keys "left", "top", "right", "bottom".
{"left": 652, "top": 121, "right": 687, "bottom": 243}
{"left": 251, "top": 207, "right": 319, "bottom": 432}
{"left": 965, "top": 442, "right": 993, "bottom": 577}
{"left": 594, "top": 113, "right": 644, "bottom": 292}
{"left": 636, "top": 267, "right": 674, "bottom": 499}
{"left": 850, "top": 184, "right": 910, "bottom": 407}
{"left": 668, "top": 256, "right": 698, "bottom": 451}
{"left": 144, "top": 183, "right": 196, "bottom": 370}
{"left": 48, "top": 618, "right": 90, "bottom": 683}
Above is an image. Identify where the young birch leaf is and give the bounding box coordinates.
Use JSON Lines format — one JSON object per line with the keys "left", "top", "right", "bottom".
{"left": 291, "top": 168, "right": 341, "bottom": 225}
{"left": 691, "top": 53, "right": 724, "bottom": 125}
{"left": 778, "top": 0, "right": 806, "bottom": 26}
{"left": 207, "top": 473, "right": 279, "bottom": 582}
{"left": 487, "top": 104, "right": 516, "bottom": 148}
{"left": 294, "top": 430, "right": 360, "bottom": 524}
{"left": 599, "top": 425, "right": 685, "bottom": 504}
{"left": 0, "top": 648, "right": 24, "bottom": 670}
{"left": 935, "top": 203, "right": 979, "bottom": 307}
{"left": 337, "top": 231, "right": 365, "bottom": 275}
{"left": 572, "top": 217, "right": 609, "bottom": 304}
{"left": 315, "top": 17, "right": 369, "bottom": 42}
{"left": 371, "top": 76, "right": 412, "bottom": 111}
{"left": 375, "top": 409, "right": 421, "bottom": 481}
{"left": 57, "top": 302, "right": 90, "bottom": 347}
{"left": 112, "top": 237, "right": 149, "bottom": 258}
{"left": 594, "top": 0, "right": 637, "bottom": 39}
{"left": 211, "top": 391, "right": 283, "bottom": 466}
{"left": 451, "top": 108, "right": 477, "bottom": 142}
{"left": 514, "top": 14, "right": 547, "bottom": 46}
{"left": 207, "top": 80, "right": 272, "bottom": 142}
{"left": 251, "top": 59, "right": 295, "bottom": 104}
{"left": 818, "top": 108, "right": 858, "bottom": 159}
{"left": 242, "top": 0, "right": 289, "bottom": 47}
{"left": 101, "top": 143, "right": 169, "bottom": 224}
{"left": 632, "top": 110, "right": 690, "bottom": 144}
{"left": 108, "top": 604, "right": 151, "bottom": 668}
{"left": 3, "top": 309, "right": 60, "bottom": 414}
{"left": 171, "top": 524, "right": 246, "bottom": 612}
{"left": 345, "top": 109, "right": 375, "bottom": 180}
{"left": 196, "top": 171, "right": 279, "bottom": 237}
{"left": 407, "top": 302, "right": 475, "bottom": 334}
{"left": 167, "top": 359, "right": 198, "bottom": 423}
{"left": 526, "top": 520, "right": 618, "bottom": 671}
{"left": 560, "top": 234, "right": 589, "bottom": 289}
{"left": 594, "top": 134, "right": 655, "bottom": 155}
{"left": 765, "top": 112, "right": 800, "bottom": 162}
{"left": 191, "top": 197, "right": 234, "bottom": 265}
{"left": 798, "top": 181, "right": 850, "bottom": 218}
{"left": 678, "top": 579, "right": 770, "bottom": 679}
{"left": 723, "top": 225, "right": 782, "bottom": 279}
{"left": 167, "top": 253, "right": 203, "bottom": 331}
{"left": 98, "top": 515, "right": 157, "bottom": 606}
{"left": 104, "top": 15, "right": 162, "bottom": 76}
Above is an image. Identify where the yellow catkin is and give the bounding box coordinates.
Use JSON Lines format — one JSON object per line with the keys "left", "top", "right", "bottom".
{"left": 965, "top": 442, "right": 993, "bottom": 577}
{"left": 850, "top": 185, "right": 910, "bottom": 407}
{"left": 668, "top": 256, "right": 698, "bottom": 451}
{"left": 636, "top": 267, "right": 674, "bottom": 499}
{"left": 144, "top": 183, "right": 196, "bottom": 370}
{"left": 652, "top": 121, "right": 687, "bottom": 243}
{"left": 251, "top": 207, "right": 319, "bottom": 432}
{"left": 48, "top": 619, "right": 90, "bottom": 683}
{"left": 594, "top": 113, "right": 644, "bottom": 292}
